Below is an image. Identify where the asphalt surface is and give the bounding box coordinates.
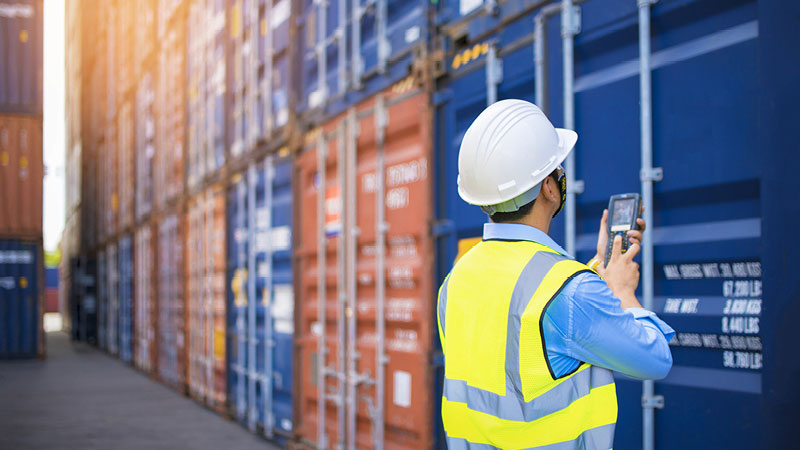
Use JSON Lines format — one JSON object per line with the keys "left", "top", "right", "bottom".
{"left": 0, "top": 331, "right": 281, "bottom": 449}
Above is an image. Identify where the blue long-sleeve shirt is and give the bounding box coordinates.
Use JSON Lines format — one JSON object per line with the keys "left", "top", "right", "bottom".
{"left": 483, "top": 223, "right": 675, "bottom": 380}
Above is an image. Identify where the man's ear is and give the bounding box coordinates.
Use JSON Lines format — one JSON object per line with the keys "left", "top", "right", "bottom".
{"left": 542, "top": 176, "right": 558, "bottom": 203}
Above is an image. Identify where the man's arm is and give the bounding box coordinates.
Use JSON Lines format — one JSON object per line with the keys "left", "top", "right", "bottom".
{"left": 546, "top": 272, "right": 674, "bottom": 380}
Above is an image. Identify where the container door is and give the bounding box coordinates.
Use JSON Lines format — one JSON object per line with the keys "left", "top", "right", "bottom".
{"left": 0, "top": 241, "right": 39, "bottom": 358}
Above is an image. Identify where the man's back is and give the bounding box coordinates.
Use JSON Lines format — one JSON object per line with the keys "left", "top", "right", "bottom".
{"left": 438, "top": 239, "right": 617, "bottom": 450}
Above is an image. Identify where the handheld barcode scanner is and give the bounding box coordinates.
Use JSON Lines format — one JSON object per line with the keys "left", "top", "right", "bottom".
{"left": 605, "top": 193, "right": 642, "bottom": 266}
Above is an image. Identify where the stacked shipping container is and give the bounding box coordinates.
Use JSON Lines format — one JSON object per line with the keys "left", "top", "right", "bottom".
{"left": 1, "top": 0, "right": 43, "bottom": 359}
{"left": 63, "top": 0, "right": 800, "bottom": 448}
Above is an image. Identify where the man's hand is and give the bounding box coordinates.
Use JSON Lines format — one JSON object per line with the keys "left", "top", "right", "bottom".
{"left": 603, "top": 235, "right": 642, "bottom": 309}
{"left": 593, "top": 206, "right": 646, "bottom": 275}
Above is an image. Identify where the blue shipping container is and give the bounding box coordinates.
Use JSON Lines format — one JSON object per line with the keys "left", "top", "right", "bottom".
{"left": 295, "top": 0, "right": 430, "bottom": 122}
{"left": 44, "top": 266, "right": 57, "bottom": 289}
{"left": 118, "top": 235, "right": 134, "bottom": 364}
{"left": 227, "top": 0, "right": 293, "bottom": 158}
{"left": 0, "top": 0, "right": 42, "bottom": 115}
{"left": 433, "top": 0, "right": 795, "bottom": 448}
{"left": 0, "top": 240, "right": 40, "bottom": 358}
{"left": 226, "top": 154, "right": 294, "bottom": 440}
{"left": 96, "top": 249, "right": 107, "bottom": 350}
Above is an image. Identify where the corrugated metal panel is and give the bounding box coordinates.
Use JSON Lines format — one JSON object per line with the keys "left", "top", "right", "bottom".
{"left": 433, "top": 1, "right": 765, "bottom": 448}
{"left": 0, "top": 240, "right": 42, "bottom": 358}
{"left": 112, "top": 0, "right": 135, "bottom": 101}
{"left": 0, "top": 115, "right": 43, "bottom": 239}
{"left": 296, "top": 84, "right": 434, "bottom": 449}
{"left": 227, "top": 0, "right": 293, "bottom": 158}
{"left": 186, "top": 186, "right": 227, "bottom": 411}
{"left": 0, "top": 0, "right": 43, "bottom": 115}
{"left": 226, "top": 154, "right": 294, "bottom": 439}
{"left": 186, "top": 0, "right": 227, "bottom": 192}
{"left": 295, "top": 0, "right": 430, "bottom": 122}
{"left": 135, "top": 70, "right": 156, "bottom": 222}
{"left": 134, "top": 224, "right": 157, "bottom": 373}
{"left": 158, "top": 212, "right": 187, "bottom": 390}
{"left": 106, "top": 243, "right": 119, "bottom": 356}
{"left": 155, "top": 10, "right": 187, "bottom": 211}
{"left": 119, "top": 234, "right": 134, "bottom": 364}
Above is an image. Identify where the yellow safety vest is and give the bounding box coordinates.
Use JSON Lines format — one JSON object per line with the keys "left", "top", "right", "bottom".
{"left": 437, "top": 239, "right": 617, "bottom": 450}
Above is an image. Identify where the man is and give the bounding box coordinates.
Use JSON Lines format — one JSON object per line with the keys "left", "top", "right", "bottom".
{"left": 437, "top": 99, "right": 674, "bottom": 449}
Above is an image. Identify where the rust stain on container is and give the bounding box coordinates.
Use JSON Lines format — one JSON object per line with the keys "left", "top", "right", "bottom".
{"left": 295, "top": 88, "right": 434, "bottom": 449}
{"left": 134, "top": 223, "right": 158, "bottom": 374}
{"left": 186, "top": 185, "right": 227, "bottom": 412}
{"left": 0, "top": 115, "right": 43, "bottom": 239}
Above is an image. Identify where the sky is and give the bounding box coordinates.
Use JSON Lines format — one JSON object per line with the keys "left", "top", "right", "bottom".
{"left": 43, "top": 0, "right": 65, "bottom": 253}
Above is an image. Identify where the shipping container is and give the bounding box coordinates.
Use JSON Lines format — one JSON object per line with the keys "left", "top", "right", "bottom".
{"left": 119, "top": 234, "right": 134, "bottom": 364}
{"left": 106, "top": 243, "right": 119, "bottom": 355}
{"left": 186, "top": 0, "right": 227, "bottom": 192}
{"left": 157, "top": 213, "right": 187, "bottom": 391}
{"left": 117, "top": 100, "right": 135, "bottom": 231}
{"left": 226, "top": 0, "right": 293, "bottom": 159}
{"left": 133, "top": 0, "right": 157, "bottom": 79}
{"left": 44, "top": 266, "right": 58, "bottom": 313}
{"left": 186, "top": 186, "right": 227, "bottom": 411}
{"left": 226, "top": 153, "right": 294, "bottom": 439}
{"left": 0, "top": 115, "right": 43, "bottom": 239}
{"left": 0, "top": 0, "right": 43, "bottom": 115}
{"left": 295, "top": 0, "right": 430, "bottom": 123}
{"left": 111, "top": 0, "right": 135, "bottom": 102}
{"left": 134, "top": 224, "right": 157, "bottom": 373}
{"left": 96, "top": 249, "right": 107, "bottom": 348}
{"left": 295, "top": 81, "right": 434, "bottom": 449}
{"left": 135, "top": 70, "right": 156, "bottom": 222}
{"left": 0, "top": 240, "right": 42, "bottom": 358}
{"left": 431, "top": 0, "right": 778, "bottom": 448}
{"left": 155, "top": 8, "right": 187, "bottom": 211}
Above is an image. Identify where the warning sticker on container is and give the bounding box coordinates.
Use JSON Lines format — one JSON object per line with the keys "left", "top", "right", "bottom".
{"left": 325, "top": 185, "right": 342, "bottom": 236}
{"left": 393, "top": 370, "right": 411, "bottom": 407}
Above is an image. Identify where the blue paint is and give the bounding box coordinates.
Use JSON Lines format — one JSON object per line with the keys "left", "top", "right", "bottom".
{"left": 0, "top": 240, "right": 40, "bottom": 359}
{"left": 295, "top": 0, "right": 431, "bottom": 122}
{"left": 118, "top": 235, "right": 134, "bottom": 364}
{"left": 433, "top": 0, "right": 773, "bottom": 448}
{"left": 226, "top": 155, "right": 294, "bottom": 441}
{"left": 44, "top": 267, "right": 58, "bottom": 289}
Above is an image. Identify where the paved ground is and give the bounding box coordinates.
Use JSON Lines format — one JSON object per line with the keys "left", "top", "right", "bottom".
{"left": 0, "top": 332, "right": 281, "bottom": 450}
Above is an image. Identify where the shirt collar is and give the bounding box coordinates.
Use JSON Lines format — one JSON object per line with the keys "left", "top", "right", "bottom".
{"left": 482, "top": 222, "right": 572, "bottom": 257}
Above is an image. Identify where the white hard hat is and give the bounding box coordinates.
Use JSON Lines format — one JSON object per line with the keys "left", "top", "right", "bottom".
{"left": 457, "top": 99, "right": 577, "bottom": 214}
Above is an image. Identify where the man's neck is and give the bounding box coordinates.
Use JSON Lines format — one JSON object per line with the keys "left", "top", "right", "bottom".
{"left": 507, "top": 207, "right": 552, "bottom": 235}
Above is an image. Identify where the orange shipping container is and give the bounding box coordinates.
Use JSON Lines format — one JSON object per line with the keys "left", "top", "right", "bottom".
{"left": 186, "top": 186, "right": 226, "bottom": 411}
{"left": 295, "top": 83, "right": 435, "bottom": 449}
{"left": 0, "top": 115, "right": 43, "bottom": 239}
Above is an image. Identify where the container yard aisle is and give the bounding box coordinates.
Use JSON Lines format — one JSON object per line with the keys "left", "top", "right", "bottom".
{"left": 0, "top": 332, "right": 279, "bottom": 450}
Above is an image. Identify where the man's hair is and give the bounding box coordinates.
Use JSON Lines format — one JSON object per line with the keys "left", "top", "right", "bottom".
{"left": 489, "top": 169, "right": 560, "bottom": 223}
{"left": 490, "top": 200, "right": 535, "bottom": 223}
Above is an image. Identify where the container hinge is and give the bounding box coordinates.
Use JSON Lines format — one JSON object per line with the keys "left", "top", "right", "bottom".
{"left": 640, "top": 167, "right": 663, "bottom": 182}
{"left": 561, "top": 5, "right": 581, "bottom": 37}
{"left": 569, "top": 179, "right": 585, "bottom": 195}
{"left": 486, "top": 45, "right": 503, "bottom": 87}
{"left": 642, "top": 394, "right": 665, "bottom": 409}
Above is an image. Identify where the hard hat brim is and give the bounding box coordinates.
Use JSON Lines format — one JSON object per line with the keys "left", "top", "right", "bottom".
{"left": 555, "top": 128, "right": 578, "bottom": 158}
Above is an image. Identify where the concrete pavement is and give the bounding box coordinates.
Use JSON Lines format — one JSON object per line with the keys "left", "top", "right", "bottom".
{"left": 0, "top": 332, "right": 281, "bottom": 450}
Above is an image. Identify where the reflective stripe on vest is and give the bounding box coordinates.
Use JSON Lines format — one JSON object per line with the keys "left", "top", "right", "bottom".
{"left": 437, "top": 240, "right": 617, "bottom": 449}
